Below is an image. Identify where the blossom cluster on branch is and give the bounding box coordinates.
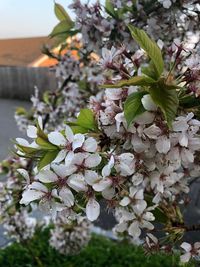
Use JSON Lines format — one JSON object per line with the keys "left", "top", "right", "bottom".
{"left": 0, "top": 0, "right": 200, "bottom": 263}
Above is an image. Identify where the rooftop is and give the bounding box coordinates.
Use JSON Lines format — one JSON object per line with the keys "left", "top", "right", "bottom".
{"left": 0, "top": 37, "right": 54, "bottom": 66}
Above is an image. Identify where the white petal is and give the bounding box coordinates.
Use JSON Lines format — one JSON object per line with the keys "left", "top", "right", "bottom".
{"left": 52, "top": 163, "right": 76, "bottom": 178}
{"left": 115, "top": 112, "right": 125, "bottom": 132}
{"left": 128, "top": 221, "right": 141, "bottom": 237}
{"left": 102, "top": 156, "right": 115, "bottom": 177}
{"left": 156, "top": 135, "right": 171, "bottom": 154}
{"left": 38, "top": 116, "right": 43, "bottom": 129}
{"left": 135, "top": 189, "right": 144, "bottom": 200}
{"left": 132, "top": 173, "right": 143, "bottom": 186}
{"left": 143, "top": 125, "right": 161, "bottom": 139}
{"left": 131, "top": 135, "right": 149, "bottom": 153}
{"left": 117, "top": 162, "right": 135, "bottom": 176}
{"left": 86, "top": 198, "right": 100, "bottom": 221}
{"left": 84, "top": 170, "right": 99, "bottom": 185}
{"left": 53, "top": 149, "right": 67, "bottom": 163}
{"left": 68, "top": 173, "right": 87, "bottom": 192}
{"left": 65, "top": 125, "right": 74, "bottom": 143}
{"left": 141, "top": 94, "right": 157, "bottom": 111}
{"left": 71, "top": 153, "right": 86, "bottom": 166}
{"left": 120, "top": 197, "right": 130, "bottom": 206}
{"left": 142, "top": 211, "right": 155, "bottom": 222}
{"left": 102, "top": 164, "right": 112, "bottom": 177}
{"left": 83, "top": 137, "right": 98, "bottom": 152}
{"left": 181, "top": 148, "right": 194, "bottom": 164}
{"left": 36, "top": 169, "right": 58, "bottom": 183}
{"left": 65, "top": 151, "right": 75, "bottom": 165}
{"left": 72, "top": 134, "right": 85, "bottom": 150}
{"left": 16, "top": 138, "right": 30, "bottom": 146}
{"left": 93, "top": 178, "right": 111, "bottom": 192}
{"left": 181, "top": 242, "right": 192, "bottom": 252}
{"left": 180, "top": 252, "right": 191, "bottom": 263}
{"left": 140, "top": 220, "right": 154, "bottom": 230}
{"left": 115, "top": 222, "right": 127, "bottom": 233}
{"left": 51, "top": 188, "right": 59, "bottom": 198}
{"left": 27, "top": 125, "right": 37, "bottom": 138}
{"left": 84, "top": 153, "right": 101, "bottom": 168}
{"left": 20, "top": 189, "right": 45, "bottom": 205}
{"left": 59, "top": 188, "right": 74, "bottom": 207}
{"left": 179, "top": 132, "right": 188, "bottom": 147}
{"left": 29, "top": 181, "right": 48, "bottom": 192}
{"left": 134, "top": 112, "right": 155, "bottom": 125}
{"left": 48, "top": 132, "right": 66, "bottom": 146}
{"left": 172, "top": 120, "right": 189, "bottom": 132}
{"left": 133, "top": 200, "right": 147, "bottom": 215}
{"left": 102, "top": 187, "right": 115, "bottom": 200}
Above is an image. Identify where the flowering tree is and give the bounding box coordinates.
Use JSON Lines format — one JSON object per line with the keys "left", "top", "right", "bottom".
{"left": 1, "top": 0, "right": 200, "bottom": 264}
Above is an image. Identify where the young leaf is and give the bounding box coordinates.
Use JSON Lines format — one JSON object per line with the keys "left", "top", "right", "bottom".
{"left": 101, "top": 75, "right": 156, "bottom": 88}
{"left": 141, "top": 61, "right": 159, "bottom": 80}
{"left": 50, "top": 20, "right": 74, "bottom": 38}
{"left": 70, "top": 125, "right": 89, "bottom": 134}
{"left": 77, "top": 109, "right": 98, "bottom": 131}
{"left": 38, "top": 150, "right": 59, "bottom": 170}
{"left": 128, "top": 25, "right": 164, "bottom": 79}
{"left": 54, "top": 3, "right": 72, "bottom": 22}
{"left": 36, "top": 121, "right": 48, "bottom": 141}
{"left": 15, "top": 107, "right": 27, "bottom": 116}
{"left": 36, "top": 137, "right": 58, "bottom": 150}
{"left": 15, "top": 144, "right": 40, "bottom": 155}
{"left": 105, "top": 0, "right": 117, "bottom": 18}
{"left": 124, "top": 91, "right": 147, "bottom": 126}
{"left": 149, "top": 85, "right": 178, "bottom": 128}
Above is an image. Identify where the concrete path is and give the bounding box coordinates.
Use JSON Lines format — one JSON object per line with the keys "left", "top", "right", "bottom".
{"left": 0, "top": 99, "right": 30, "bottom": 160}
{"left": 0, "top": 99, "right": 31, "bottom": 246}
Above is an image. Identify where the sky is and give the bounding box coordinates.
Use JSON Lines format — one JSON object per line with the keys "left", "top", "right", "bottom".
{"left": 0, "top": 0, "right": 75, "bottom": 39}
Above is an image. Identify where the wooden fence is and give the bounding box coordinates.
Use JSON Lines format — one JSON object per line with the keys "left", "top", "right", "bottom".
{"left": 0, "top": 66, "right": 57, "bottom": 100}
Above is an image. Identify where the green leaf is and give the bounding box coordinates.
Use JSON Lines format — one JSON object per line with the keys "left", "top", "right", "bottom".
{"left": 36, "top": 137, "right": 57, "bottom": 150}
{"left": 70, "top": 126, "right": 89, "bottom": 134}
{"left": 153, "top": 207, "right": 168, "bottom": 224}
{"left": 78, "top": 79, "right": 89, "bottom": 91}
{"left": 128, "top": 25, "right": 164, "bottom": 79}
{"left": 124, "top": 91, "right": 147, "bottom": 126}
{"left": 149, "top": 84, "right": 178, "bottom": 128}
{"left": 15, "top": 107, "right": 27, "bottom": 115}
{"left": 38, "top": 150, "right": 59, "bottom": 170}
{"left": 179, "top": 95, "right": 200, "bottom": 109}
{"left": 54, "top": 3, "right": 72, "bottom": 22}
{"left": 101, "top": 76, "right": 156, "bottom": 88}
{"left": 43, "top": 91, "right": 51, "bottom": 105}
{"left": 141, "top": 61, "right": 159, "bottom": 80}
{"left": 50, "top": 20, "right": 74, "bottom": 38}
{"left": 15, "top": 144, "right": 39, "bottom": 155}
{"left": 36, "top": 122, "right": 48, "bottom": 141}
{"left": 105, "top": 0, "right": 117, "bottom": 18}
{"left": 77, "top": 109, "right": 98, "bottom": 131}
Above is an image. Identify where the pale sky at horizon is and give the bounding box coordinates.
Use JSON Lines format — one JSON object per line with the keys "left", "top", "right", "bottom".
{"left": 0, "top": 0, "right": 75, "bottom": 39}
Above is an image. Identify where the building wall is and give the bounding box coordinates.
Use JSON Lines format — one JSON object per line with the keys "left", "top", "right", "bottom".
{"left": 0, "top": 66, "right": 57, "bottom": 100}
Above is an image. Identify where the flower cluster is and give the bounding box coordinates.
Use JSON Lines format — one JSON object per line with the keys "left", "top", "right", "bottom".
{"left": 0, "top": 156, "right": 37, "bottom": 243}
{"left": 49, "top": 213, "right": 91, "bottom": 255}
{"left": 3, "top": 210, "right": 36, "bottom": 243}
{"left": 69, "top": 0, "right": 200, "bottom": 52}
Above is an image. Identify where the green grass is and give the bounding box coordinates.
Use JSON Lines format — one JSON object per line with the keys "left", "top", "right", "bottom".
{"left": 0, "top": 228, "right": 193, "bottom": 267}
